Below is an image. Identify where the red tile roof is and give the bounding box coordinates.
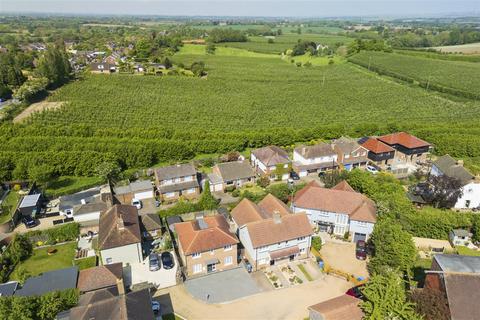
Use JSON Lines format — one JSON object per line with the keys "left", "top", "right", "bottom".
{"left": 378, "top": 132, "right": 431, "bottom": 149}
{"left": 77, "top": 263, "right": 123, "bottom": 293}
{"left": 293, "top": 182, "right": 376, "bottom": 223}
{"left": 308, "top": 294, "right": 364, "bottom": 320}
{"left": 331, "top": 181, "right": 355, "bottom": 192}
{"left": 175, "top": 215, "right": 239, "bottom": 255}
{"left": 361, "top": 138, "right": 395, "bottom": 154}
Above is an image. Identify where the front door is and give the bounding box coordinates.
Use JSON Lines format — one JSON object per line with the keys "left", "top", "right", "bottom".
{"left": 289, "top": 255, "right": 295, "bottom": 261}
{"left": 207, "top": 263, "right": 216, "bottom": 273}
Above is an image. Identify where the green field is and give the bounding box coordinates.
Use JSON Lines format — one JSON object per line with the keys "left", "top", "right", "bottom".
{"left": 0, "top": 190, "right": 20, "bottom": 224}
{"left": 349, "top": 51, "right": 480, "bottom": 98}
{"left": 1, "top": 48, "right": 480, "bottom": 177}
{"left": 44, "top": 176, "right": 104, "bottom": 198}
{"left": 221, "top": 33, "right": 354, "bottom": 54}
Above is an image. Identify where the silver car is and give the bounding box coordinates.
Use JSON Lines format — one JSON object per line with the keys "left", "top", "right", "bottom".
{"left": 149, "top": 253, "right": 160, "bottom": 271}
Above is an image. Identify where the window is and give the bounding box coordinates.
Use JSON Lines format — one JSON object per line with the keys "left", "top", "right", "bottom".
{"left": 466, "top": 200, "right": 471, "bottom": 208}
{"left": 297, "top": 237, "right": 306, "bottom": 241}
{"left": 224, "top": 244, "right": 232, "bottom": 251}
{"left": 165, "top": 192, "right": 175, "bottom": 198}
{"left": 106, "top": 257, "right": 113, "bottom": 264}
{"left": 210, "top": 249, "right": 215, "bottom": 255}
{"left": 224, "top": 256, "right": 233, "bottom": 266}
{"left": 300, "top": 248, "right": 306, "bottom": 253}
{"left": 192, "top": 252, "right": 201, "bottom": 259}
{"left": 193, "top": 264, "right": 202, "bottom": 274}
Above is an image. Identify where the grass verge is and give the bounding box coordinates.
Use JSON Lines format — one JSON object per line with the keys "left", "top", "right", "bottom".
{"left": 298, "top": 264, "right": 313, "bottom": 281}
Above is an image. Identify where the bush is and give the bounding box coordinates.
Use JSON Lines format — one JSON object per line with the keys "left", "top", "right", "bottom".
{"left": 257, "top": 175, "right": 270, "bottom": 188}
{"left": 311, "top": 236, "right": 322, "bottom": 251}
{"left": 231, "top": 188, "right": 240, "bottom": 197}
{"left": 266, "top": 183, "right": 290, "bottom": 203}
{"left": 26, "top": 223, "right": 80, "bottom": 245}
{"left": 0, "top": 234, "right": 33, "bottom": 282}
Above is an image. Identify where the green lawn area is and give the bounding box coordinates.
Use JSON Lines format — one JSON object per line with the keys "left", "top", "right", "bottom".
{"left": 74, "top": 256, "right": 97, "bottom": 270}
{"left": 178, "top": 44, "right": 277, "bottom": 58}
{"left": 456, "top": 246, "right": 480, "bottom": 256}
{"left": 297, "top": 264, "right": 313, "bottom": 281}
{"left": 9, "top": 242, "right": 77, "bottom": 281}
{"left": 44, "top": 176, "right": 104, "bottom": 198}
{"left": 289, "top": 54, "right": 345, "bottom": 66}
{"left": 238, "top": 184, "right": 265, "bottom": 196}
{"left": 0, "top": 190, "right": 20, "bottom": 224}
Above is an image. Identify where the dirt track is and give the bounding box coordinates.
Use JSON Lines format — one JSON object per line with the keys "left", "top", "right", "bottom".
{"left": 13, "top": 101, "right": 63, "bottom": 123}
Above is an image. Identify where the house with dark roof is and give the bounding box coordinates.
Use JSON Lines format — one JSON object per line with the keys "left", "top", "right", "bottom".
{"left": 89, "top": 62, "right": 117, "bottom": 73}
{"left": 58, "top": 288, "right": 155, "bottom": 320}
{"left": 98, "top": 204, "right": 142, "bottom": 266}
{"left": 250, "top": 146, "right": 291, "bottom": 181}
{"left": 431, "top": 155, "right": 479, "bottom": 210}
{"left": 77, "top": 263, "right": 124, "bottom": 293}
{"left": 359, "top": 137, "right": 396, "bottom": 169}
{"left": 231, "top": 194, "right": 313, "bottom": 270}
{"left": 332, "top": 137, "right": 368, "bottom": 171}
{"left": 18, "top": 193, "right": 42, "bottom": 217}
{"left": 15, "top": 267, "right": 78, "bottom": 297}
{"left": 113, "top": 180, "right": 154, "bottom": 205}
{"left": 292, "top": 181, "right": 376, "bottom": 243}
{"left": 154, "top": 163, "right": 200, "bottom": 202}
{"left": 292, "top": 143, "right": 338, "bottom": 177}
{"left": 377, "top": 132, "right": 431, "bottom": 164}
{"left": 209, "top": 161, "right": 255, "bottom": 191}
{"left": 174, "top": 214, "right": 239, "bottom": 277}
{"left": 423, "top": 254, "right": 480, "bottom": 320}
{"left": 140, "top": 213, "right": 162, "bottom": 239}
{"left": 308, "top": 294, "right": 364, "bottom": 320}
{"left": 59, "top": 185, "right": 112, "bottom": 225}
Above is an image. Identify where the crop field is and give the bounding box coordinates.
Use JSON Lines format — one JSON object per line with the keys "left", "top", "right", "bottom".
{"left": 432, "top": 42, "right": 480, "bottom": 54}
{"left": 349, "top": 51, "right": 480, "bottom": 98}
{"left": 177, "top": 44, "right": 277, "bottom": 58}
{"left": 221, "top": 33, "right": 354, "bottom": 54}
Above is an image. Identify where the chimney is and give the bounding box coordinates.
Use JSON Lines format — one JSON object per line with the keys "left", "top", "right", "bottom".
{"left": 117, "top": 214, "right": 125, "bottom": 231}
{"left": 456, "top": 160, "right": 464, "bottom": 167}
{"left": 80, "top": 199, "right": 86, "bottom": 205}
{"left": 116, "top": 278, "right": 125, "bottom": 295}
{"left": 273, "top": 211, "right": 282, "bottom": 224}
{"left": 302, "top": 147, "right": 306, "bottom": 155}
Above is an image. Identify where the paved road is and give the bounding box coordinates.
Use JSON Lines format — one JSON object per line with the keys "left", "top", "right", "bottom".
{"left": 154, "top": 274, "right": 351, "bottom": 320}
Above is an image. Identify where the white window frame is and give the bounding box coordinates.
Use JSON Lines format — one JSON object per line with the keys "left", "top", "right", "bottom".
{"left": 106, "top": 257, "right": 113, "bottom": 264}
{"left": 224, "top": 256, "right": 233, "bottom": 266}
{"left": 193, "top": 264, "right": 202, "bottom": 274}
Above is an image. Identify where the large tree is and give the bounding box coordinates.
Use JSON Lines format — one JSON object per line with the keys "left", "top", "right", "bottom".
{"left": 361, "top": 272, "right": 423, "bottom": 320}
{"left": 36, "top": 44, "right": 71, "bottom": 88}
{"left": 424, "top": 175, "right": 463, "bottom": 209}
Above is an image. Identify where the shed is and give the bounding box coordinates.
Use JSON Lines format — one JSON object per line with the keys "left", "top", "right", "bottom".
{"left": 449, "top": 229, "right": 472, "bottom": 247}
{"left": 18, "top": 193, "right": 41, "bottom": 217}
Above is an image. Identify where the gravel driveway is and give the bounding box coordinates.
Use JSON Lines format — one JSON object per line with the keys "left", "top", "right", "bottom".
{"left": 320, "top": 241, "right": 369, "bottom": 278}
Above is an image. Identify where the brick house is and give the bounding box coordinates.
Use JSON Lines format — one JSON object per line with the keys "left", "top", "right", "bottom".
{"left": 250, "top": 146, "right": 291, "bottom": 181}
{"left": 154, "top": 163, "right": 200, "bottom": 202}
{"left": 359, "top": 137, "right": 396, "bottom": 169}
{"left": 174, "top": 215, "right": 239, "bottom": 277}
{"left": 292, "top": 143, "right": 338, "bottom": 177}
{"left": 377, "top": 132, "right": 431, "bottom": 164}
{"left": 331, "top": 137, "right": 369, "bottom": 171}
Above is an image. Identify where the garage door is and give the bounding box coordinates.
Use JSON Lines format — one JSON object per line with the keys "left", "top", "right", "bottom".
{"left": 134, "top": 191, "right": 154, "bottom": 200}
{"left": 353, "top": 233, "right": 367, "bottom": 243}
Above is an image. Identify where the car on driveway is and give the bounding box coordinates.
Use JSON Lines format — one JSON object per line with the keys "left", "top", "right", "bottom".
{"left": 346, "top": 284, "right": 365, "bottom": 299}
{"left": 149, "top": 253, "right": 161, "bottom": 271}
{"left": 161, "top": 252, "right": 175, "bottom": 269}
{"left": 22, "top": 216, "right": 36, "bottom": 228}
{"left": 355, "top": 240, "right": 367, "bottom": 260}
{"left": 290, "top": 171, "right": 300, "bottom": 180}
{"left": 366, "top": 165, "right": 379, "bottom": 174}
{"left": 151, "top": 300, "right": 161, "bottom": 314}
{"left": 131, "top": 198, "right": 142, "bottom": 210}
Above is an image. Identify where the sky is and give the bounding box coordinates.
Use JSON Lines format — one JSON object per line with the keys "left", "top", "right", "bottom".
{"left": 1, "top": 0, "right": 479, "bottom": 18}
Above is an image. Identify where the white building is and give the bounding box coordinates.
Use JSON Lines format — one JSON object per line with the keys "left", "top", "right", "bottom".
{"left": 292, "top": 143, "right": 338, "bottom": 177}
{"left": 231, "top": 194, "right": 313, "bottom": 269}
{"left": 431, "top": 155, "right": 480, "bottom": 210}
{"left": 291, "top": 181, "right": 377, "bottom": 243}
{"left": 250, "top": 146, "right": 291, "bottom": 181}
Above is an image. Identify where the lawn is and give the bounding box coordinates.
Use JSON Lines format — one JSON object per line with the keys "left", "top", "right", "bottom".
{"left": 178, "top": 44, "right": 277, "bottom": 58}
{"left": 9, "top": 242, "right": 77, "bottom": 281}
{"left": 456, "top": 246, "right": 480, "bottom": 256}
{"left": 0, "top": 190, "right": 20, "bottom": 224}
{"left": 297, "top": 264, "right": 313, "bottom": 281}
{"left": 74, "top": 256, "right": 97, "bottom": 270}
{"left": 289, "top": 54, "right": 345, "bottom": 66}
{"left": 44, "top": 176, "right": 104, "bottom": 198}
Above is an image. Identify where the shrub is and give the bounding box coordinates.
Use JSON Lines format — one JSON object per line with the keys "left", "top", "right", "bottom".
{"left": 26, "top": 223, "right": 80, "bottom": 245}
{"left": 311, "top": 236, "right": 322, "bottom": 251}
{"left": 257, "top": 175, "right": 270, "bottom": 188}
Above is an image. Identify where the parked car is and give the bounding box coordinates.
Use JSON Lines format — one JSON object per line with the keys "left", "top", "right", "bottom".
{"left": 149, "top": 253, "right": 161, "bottom": 271}
{"left": 131, "top": 198, "right": 142, "bottom": 210}
{"left": 346, "top": 284, "right": 365, "bottom": 299}
{"left": 355, "top": 240, "right": 367, "bottom": 260}
{"left": 151, "top": 301, "right": 161, "bottom": 314}
{"left": 290, "top": 171, "right": 300, "bottom": 180}
{"left": 366, "top": 165, "right": 379, "bottom": 174}
{"left": 161, "top": 251, "right": 175, "bottom": 269}
{"left": 22, "top": 216, "right": 36, "bottom": 228}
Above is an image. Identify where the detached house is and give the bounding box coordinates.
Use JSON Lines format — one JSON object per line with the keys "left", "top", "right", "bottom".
{"left": 293, "top": 143, "right": 338, "bottom": 177}
{"left": 359, "top": 137, "right": 395, "bottom": 168}
{"left": 331, "top": 137, "right": 368, "bottom": 171}
{"left": 292, "top": 181, "right": 376, "bottom": 243}
{"left": 431, "top": 155, "right": 479, "bottom": 210}
{"left": 377, "top": 132, "right": 431, "bottom": 164}
{"left": 175, "top": 215, "right": 239, "bottom": 277}
{"left": 89, "top": 62, "right": 117, "bottom": 73}
{"left": 231, "top": 194, "right": 313, "bottom": 269}
{"left": 251, "top": 146, "right": 291, "bottom": 180}
{"left": 98, "top": 205, "right": 142, "bottom": 266}
{"left": 113, "top": 180, "right": 154, "bottom": 204}
{"left": 209, "top": 161, "right": 255, "bottom": 191}
{"left": 154, "top": 163, "right": 200, "bottom": 202}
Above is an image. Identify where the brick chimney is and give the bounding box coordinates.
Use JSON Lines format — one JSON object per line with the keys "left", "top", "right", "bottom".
{"left": 117, "top": 214, "right": 125, "bottom": 231}
{"left": 273, "top": 211, "right": 282, "bottom": 224}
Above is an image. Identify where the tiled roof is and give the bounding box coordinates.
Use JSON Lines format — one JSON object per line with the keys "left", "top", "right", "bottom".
{"left": 378, "top": 132, "right": 431, "bottom": 149}
{"left": 175, "top": 215, "right": 239, "bottom": 255}
{"left": 433, "top": 155, "right": 474, "bottom": 184}
{"left": 360, "top": 138, "right": 394, "bottom": 154}
{"left": 294, "top": 143, "right": 336, "bottom": 159}
{"left": 215, "top": 161, "right": 255, "bottom": 182}
{"left": 246, "top": 213, "right": 312, "bottom": 248}
{"left": 293, "top": 181, "right": 376, "bottom": 223}
{"left": 308, "top": 294, "right": 364, "bottom": 320}
{"left": 231, "top": 195, "right": 290, "bottom": 227}
{"left": 333, "top": 137, "right": 366, "bottom": 155}
{"left": 114, "top": 180, "right": 153, "bottom": 195}
{"left": 252, "top": 146, "right": 290, "bottom": 166}
{"left": 159, "top": 180, "right": 199, "bottom": 194}
{"left": 444, "top": 273, "right": 480, "bottom": 320}
{"left": 140, "top": 214, "right": 162, "bottom": 232}
{"left": 154, "top": 163, "right": 197, "bottom": 181}
{"left": 98, "top": 205, "right": 141, "bottom": 250}
{"left": 77, "top": 263, "right": 123, "bottom": 293}
{"left": 258, "top": 194, "right": 291, "bottom": 217}
{"left": 331, "top": 181, "right": 355, "bottom": 192}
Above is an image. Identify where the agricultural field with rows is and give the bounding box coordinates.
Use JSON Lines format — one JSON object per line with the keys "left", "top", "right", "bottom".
{"left": 2, "top": 50, "right": 480, "bottom": 176}
{"left": 349, "top": 51, "right": 480, "bottom": 98}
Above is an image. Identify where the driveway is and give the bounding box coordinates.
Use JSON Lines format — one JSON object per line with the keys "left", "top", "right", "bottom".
{"left": 123, "top": 250, "right": 178, "bottom": 289}
{"left": 184, "top": 267, "right": 261, "bottom": 303}
{"left": 138, "top": 198, "right": 158, "bottom": 215}
{"left": 155, "top": 274, "right": 351, "bottom": 320}
{"left": 320, "top": 241, "right": 369, "bottom": 278}
{"left": 14, "top": 215, "right": 73, "bottom": 234}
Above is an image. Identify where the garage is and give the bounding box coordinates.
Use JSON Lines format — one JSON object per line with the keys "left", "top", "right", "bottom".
{"left": 353, "top": 232, "right": 367, "bottom": 243}
{"left": 134, "top": 190, "right": 154, "bottom": 200}
{"left": 207, "top": 173, "right": 224, "bottom": 192}
{"left": 113, "top": 180, "right": 154, "bottom": 204}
